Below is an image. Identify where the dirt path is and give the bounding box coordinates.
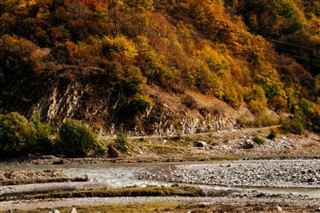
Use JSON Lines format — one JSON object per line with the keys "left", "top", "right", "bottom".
{"left": 102, "top": 125, "right": 281, "bottom": 140}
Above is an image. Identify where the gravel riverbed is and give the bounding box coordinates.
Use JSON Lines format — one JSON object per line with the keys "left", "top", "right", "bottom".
{"left": 137, "top": 160, "right": 320, "bottom": 188}
{"left": 2, "top": 159, "right": 320, "bottom": 211}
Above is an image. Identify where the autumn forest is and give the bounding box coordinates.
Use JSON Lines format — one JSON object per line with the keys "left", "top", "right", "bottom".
{"left": 0, "top": 0, "right": 319, "bottom": 135}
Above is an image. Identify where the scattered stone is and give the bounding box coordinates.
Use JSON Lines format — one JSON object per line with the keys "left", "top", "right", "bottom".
{"left": 194, "top": 141, "right": 208, "bottom": 148}
{"left": 276, "top": 206, "right": 283, "bottom": 212}
{"left": 198, "top": 202, "right": 210, "bottom": 207}
{"left": 70, "top": 208, "right": 77, "bottom": 213}
{"left": 166, "top": 156, "right": 181, "bottom": 162}
{"left": 136, "top": 160, "right": 320, "bottom": 188}
{"left": 48, "top": 210, "right": 60, "bottom": 213}
{"left": 307, "top": 177, "right": 317, "bottom": 182}
{"left": 242, "top": 141, "right": 254, "bottom": 149}
{"left": 34, "top": 155, "right": 60, "bottom": 160}
{"left": 53, "top": 159, "right": 65, "bottom": 165}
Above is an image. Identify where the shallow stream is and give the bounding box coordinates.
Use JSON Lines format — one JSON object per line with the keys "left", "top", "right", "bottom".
{"left": 1, "top": 161, "right": 320, "bottom": 198}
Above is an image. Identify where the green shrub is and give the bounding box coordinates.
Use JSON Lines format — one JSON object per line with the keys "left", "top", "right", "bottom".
{"left": 236, "top": 114, "right": 255, "bottom": 128}
{"left": 267, "top": 128, "right": 280, "bottom": 140}
{"left": 115, "top": 130, "right": 130, "bottom": 152}
{"left": 0, "top": 112, "right": 35, "bottom": 158}
{"left": 129, "top": 94, "right": 153, "bottom": 116}
{"left": 252, "top": 136, "right": 266, "bottom": 145}
{"left": 259, "top": 113, "right": 279, "bottom": 127}
{"left": 248, "top": 100, "right": 265, "bottom": 115}
{"left": 29, "top": 111, "right": 53, "bottom": 154}
{"left": 55, "top": 119, "right": 106, "bottom": 158}
{"left": 118, "top": 94, "right": 153, "bottom": 123}
{"left": 280, "top": 117, "right": 305, "bottom": 134}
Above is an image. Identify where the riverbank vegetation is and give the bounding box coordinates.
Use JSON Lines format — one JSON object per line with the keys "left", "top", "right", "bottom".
{"left": 1, "top": 110, "right": 320, "bottom": 161}
{"left": 0, "top": 112, "right": 106, "bottom": 159}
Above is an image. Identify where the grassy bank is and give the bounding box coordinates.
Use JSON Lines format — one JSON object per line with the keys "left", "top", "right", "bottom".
{"left": 0, "top": 185, "right": 207, "bottom": 202}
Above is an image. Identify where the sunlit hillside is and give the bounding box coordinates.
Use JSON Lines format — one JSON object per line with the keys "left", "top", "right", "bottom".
{"left": 0, "top": 0, "right": 319, "bottom": 133}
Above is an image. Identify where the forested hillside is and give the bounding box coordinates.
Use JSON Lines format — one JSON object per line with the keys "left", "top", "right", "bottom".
{"left": 0, "top": 0, "right": 319, "bottom": 134}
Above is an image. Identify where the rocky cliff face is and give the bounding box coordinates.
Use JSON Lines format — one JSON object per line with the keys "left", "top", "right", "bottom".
{"left": 0, "top": 67, "right": 245, "bottom": 135}
{"left": 138, "top": 87, "right": 241, "bottom": 136}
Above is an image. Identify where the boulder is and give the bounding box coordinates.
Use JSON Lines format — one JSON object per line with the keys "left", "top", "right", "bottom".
{"left": 242, "top": 141, "right": 254, "bottom": 149}
{"left": 194, "top": 141, "right": 208, "bottom": 147}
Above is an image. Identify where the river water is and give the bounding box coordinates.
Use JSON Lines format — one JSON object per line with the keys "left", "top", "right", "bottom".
{"left": 1, "top": 161, "right": 320, "bottom": 198}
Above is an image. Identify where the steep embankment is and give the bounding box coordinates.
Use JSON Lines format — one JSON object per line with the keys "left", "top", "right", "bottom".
{"left": 0, "top": 0, "right": 319, "bottom": 134}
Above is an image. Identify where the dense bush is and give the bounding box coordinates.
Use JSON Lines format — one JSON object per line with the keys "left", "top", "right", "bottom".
{"left": 0, "top": 112, "right": 108, "bottom": 158}
{"left": 55, "top": 119, "right": 106, "bottom": 158}
{"left": 0, "top": 35, "right": 38, "bottom": 82}
{"left": 280, "top": 117, "right": 305, "bottom": 135}
{"left": 126, "top": 94, "right": 153, "bottom": 116}
{"left": 30, "top": 111, "right": 53, "bottom": 154}
{"left": 0, "top": 112, "right": 35, "bottom": 158}
{"left": 115, "top": 130, "right": 130, "bottom": 152}
{"left": 252, "top": 136, "right": 266, "bottom": 145}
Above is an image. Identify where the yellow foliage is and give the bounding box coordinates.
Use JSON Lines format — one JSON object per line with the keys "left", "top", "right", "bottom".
{"left": 1, "top": 0, "right": 319, "bottom": 130}
{"left": 17, "top": 0, "right": 37, "bottom": 9}
{"left": 103, "top": 36, "right": 138, "bottom": 59}
{"left": 310, "top": 17, "right": 320, "bottom": 34}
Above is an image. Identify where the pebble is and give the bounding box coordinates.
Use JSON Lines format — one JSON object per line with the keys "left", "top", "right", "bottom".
{"left": 276, "top": 206, "right": 283, "bottom": 212}
{"left": 70, "top": 208, "right": 77, "bottom": 213}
